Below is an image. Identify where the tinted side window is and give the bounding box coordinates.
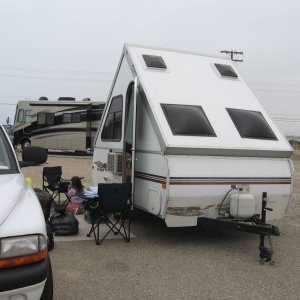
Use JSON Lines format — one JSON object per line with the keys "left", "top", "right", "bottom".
{"left": 37, "top": 113, "right": 46, "bottom": 125}
{"left": 46, "top": 113, "right": 54, "bottom": 125}
{"left": 101, "top": 96, "right": 123, "bottom": 141}
{"left": 226, "top": 108, "right": 277, "bottom": 140}
{"left": 161, "top": 104, "right": 216, "bottom": 137}
{"left": 62, "top": 113, "right": 71, "bottom": 123}
{"left": 72, "top": 113, "right": 81, "bottom": 123}
{"left": 24, "top": 110, "right": 32, "bottom": 123}
{"left": 38, "top": 113, "right": 55, "bottom": 126}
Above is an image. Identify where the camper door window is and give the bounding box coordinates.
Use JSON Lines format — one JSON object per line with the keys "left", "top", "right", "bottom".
{"left": 101, "top": 95, "right": 123, "bottom": 141}
{"left": 161, "top": 104, "right": 216, "bottom": 137}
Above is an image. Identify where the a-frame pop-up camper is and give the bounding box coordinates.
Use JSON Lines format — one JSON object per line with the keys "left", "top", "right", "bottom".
{"left": 92, "top": 44, "right": 293, "bottom": 259}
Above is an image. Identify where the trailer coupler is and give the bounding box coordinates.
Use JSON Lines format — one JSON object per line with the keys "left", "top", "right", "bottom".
{"left": 197, "top": 192, "right": 278, "bottom": 263}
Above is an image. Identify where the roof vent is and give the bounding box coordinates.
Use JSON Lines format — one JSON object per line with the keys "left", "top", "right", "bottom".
{"left": 58, "top": 97, "right": 75, "bottom": 101}
{"left": 142, "top": 54, "right": 167, "bottom": 69}
{"left": 214, "top": 63, "right": 238, "bottom": 78}
{"left": 39, "top": 96, "right": 48, "bottom": 100}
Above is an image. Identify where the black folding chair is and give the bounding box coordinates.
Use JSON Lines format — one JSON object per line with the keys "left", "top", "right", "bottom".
{"left": 85, "top": 183, "right": 132, "bottom": 245}
{"left": 42, "top": 166, "right": 70, "bottom": 208}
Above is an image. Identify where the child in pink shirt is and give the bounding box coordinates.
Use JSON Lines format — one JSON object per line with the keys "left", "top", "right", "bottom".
{"left": 66, "top": 176, "right": 84, "bottom": 214}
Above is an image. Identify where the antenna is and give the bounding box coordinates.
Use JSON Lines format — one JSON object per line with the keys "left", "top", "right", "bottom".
{"left": 220, "top": 50, "right": 243, "bottom": 62}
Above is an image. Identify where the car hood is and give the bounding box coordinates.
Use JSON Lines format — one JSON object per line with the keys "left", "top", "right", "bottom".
{"left": 0, "top": 173, "right": 26, "bottom": 226}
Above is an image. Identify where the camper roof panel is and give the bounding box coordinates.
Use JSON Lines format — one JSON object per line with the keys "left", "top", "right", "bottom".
{"left": 126, "top": 45, "right": 292, "bottom": 155}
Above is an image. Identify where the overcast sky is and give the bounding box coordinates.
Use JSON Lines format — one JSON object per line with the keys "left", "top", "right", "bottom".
{"left": 0, "top": 0, "right": 299, "bottom": 136}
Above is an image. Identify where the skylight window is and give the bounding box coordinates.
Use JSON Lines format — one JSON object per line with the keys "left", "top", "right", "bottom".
{"left": 143, "top": 55, "right": 167, "bottom": 69}
{"left": 215, "top": 63, "right": 238, "bottom": 78}
{"left": 161, "top": 104, "right": 216, "bottom": 137}
{"left": 227, "top": 108, "right": 277, "bottom": 140}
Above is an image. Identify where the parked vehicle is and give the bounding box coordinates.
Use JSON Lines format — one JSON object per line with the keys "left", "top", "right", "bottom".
{"left": 13, "top": 97, "right": 105, "bottom": 152}
{"left": 92, "top": 44, "right": 293, "bottom": 260}
{"left": 2, "top": 124, "right": 13, "bottom": 144}
{"left": 0, "top": 125, "right": 53, "bottom": 299}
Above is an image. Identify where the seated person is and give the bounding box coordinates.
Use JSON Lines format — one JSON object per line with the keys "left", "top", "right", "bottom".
{"left": 66, "top": 176, "right": 85, "bottom": 215}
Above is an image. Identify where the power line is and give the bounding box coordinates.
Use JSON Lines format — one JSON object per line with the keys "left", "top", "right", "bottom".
{"left": 0, "top": 66, "right": 113, "bottom": 76}
{"left": 254, "top": 88, "right": 300, "bottom": 94}
{"left": 250, "top": 81, "right": 300, "bottom": 88}
{"left": 0, "top": 73, "right": 111, "bottom": 82}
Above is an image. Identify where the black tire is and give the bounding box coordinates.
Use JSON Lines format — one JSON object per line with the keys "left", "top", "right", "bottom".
{"left": 22, "top": 146, "right": 48, "bottom": 164}
{"left": 21, "top": 139, "right": 31, "bottom": 150}
{"left": 40, "top": 256, "right": 53, "bottom": 300}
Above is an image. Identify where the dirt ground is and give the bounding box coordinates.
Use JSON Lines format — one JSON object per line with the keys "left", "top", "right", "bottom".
{"left": 19, "top": 152, "right": 93, "bottom": 191}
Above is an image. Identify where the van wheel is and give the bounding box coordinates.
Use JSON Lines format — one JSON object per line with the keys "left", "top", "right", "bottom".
{"left": 21, "top": 140, "right": 31, "bottom": 150}
{"left": 40, "top": 257, "right": 53, "bottom": 300}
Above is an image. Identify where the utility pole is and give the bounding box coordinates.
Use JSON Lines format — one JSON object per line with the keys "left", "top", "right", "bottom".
{"left": 220, "top": 50, "right": 243, "bottom": 62}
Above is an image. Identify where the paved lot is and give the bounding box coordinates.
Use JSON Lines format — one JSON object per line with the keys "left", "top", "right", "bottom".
{"left": 22, "top": 152, "right": 300, "bottom": 299}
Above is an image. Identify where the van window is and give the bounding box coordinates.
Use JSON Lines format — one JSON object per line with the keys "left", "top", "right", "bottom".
{"left": 0, "top": 128, "right": 18, "bottom": 173}
{"left": 226, "top": 108, "right": 277, "bottom": 140}
{"left": 161, "top": 104, "right": 216, "bottom": 137}
{"left": 17, "top": 109, "right": 24, "bottom": 123}
{"left": 101, "top": 95, "right": 123, "bottom": 141}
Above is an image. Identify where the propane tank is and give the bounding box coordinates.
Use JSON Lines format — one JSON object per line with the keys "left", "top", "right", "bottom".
{"left": 230, "top": 185, "right": 255, "bottom": 218}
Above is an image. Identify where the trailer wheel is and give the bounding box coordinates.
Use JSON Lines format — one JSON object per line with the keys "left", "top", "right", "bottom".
{"left": 21, "top": 139, "right": 31, "bottom": 150}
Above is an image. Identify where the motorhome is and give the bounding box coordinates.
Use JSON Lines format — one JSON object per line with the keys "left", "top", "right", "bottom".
{"left": 92, "top": 44, "right": 293, "bottom": 258}
{"left": 14, "top": 98, "right": 105, "bottom": 152}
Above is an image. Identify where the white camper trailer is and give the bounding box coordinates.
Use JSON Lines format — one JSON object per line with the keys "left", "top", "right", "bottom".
{"left": 92, "top": 44, "right": 293, "bottom": 258}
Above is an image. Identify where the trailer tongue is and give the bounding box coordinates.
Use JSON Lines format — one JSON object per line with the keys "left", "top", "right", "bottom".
{"left": 198, "top": 192, "right": 278, "bottom": 263}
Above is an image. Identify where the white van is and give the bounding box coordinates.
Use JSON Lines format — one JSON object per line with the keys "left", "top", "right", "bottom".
{"left": 0, "top": 125, "right": 53, "bottom": 299}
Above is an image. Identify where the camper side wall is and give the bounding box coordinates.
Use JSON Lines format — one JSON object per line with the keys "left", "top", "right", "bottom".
{"left": 164, "top": 155, "right": 292, "bottom": 227}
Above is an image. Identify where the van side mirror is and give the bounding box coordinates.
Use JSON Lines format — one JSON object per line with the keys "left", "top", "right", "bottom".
{"left": 19, "top": 146, "right": 48, "bottom": 168}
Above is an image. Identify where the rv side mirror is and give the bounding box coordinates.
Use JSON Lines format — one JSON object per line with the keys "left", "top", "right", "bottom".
{"left": 19, "top": 146, "right": 48, "bottom": 168}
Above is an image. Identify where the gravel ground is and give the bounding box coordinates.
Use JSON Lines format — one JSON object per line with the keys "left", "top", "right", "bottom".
{"left": 20, "top": 150, "right": 300, "bottom": 300}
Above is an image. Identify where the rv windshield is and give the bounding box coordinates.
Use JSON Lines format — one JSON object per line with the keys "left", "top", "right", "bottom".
{"left": 161, "top": 104, "right": 216, "bottom": 137}
{"left": 0, "top": 127, "right": 18, "bottom": 174}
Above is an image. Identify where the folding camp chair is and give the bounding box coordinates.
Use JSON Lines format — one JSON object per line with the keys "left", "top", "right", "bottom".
{"left": 42, "top": 166, "right": 71, "bottom": 208}
{"left": 85, "top": 183, "right": 132, "bottom": 245}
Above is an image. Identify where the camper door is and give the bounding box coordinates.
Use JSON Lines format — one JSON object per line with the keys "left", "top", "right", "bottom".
{"left": 94, "top": 79, "right": 137, "bottom": 190}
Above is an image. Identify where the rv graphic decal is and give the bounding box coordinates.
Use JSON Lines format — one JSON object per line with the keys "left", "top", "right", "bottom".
{"left": 135, "top": 171, "right": 167, "bottom": 184}
{"left": 94, "top": 161, "right": 107, "bottom": 172}
{"left": 135, "top": 171, "right": 291, "bottom": 186}
{"left": 169, "top": 177, "right": 292, "bottom": 185}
